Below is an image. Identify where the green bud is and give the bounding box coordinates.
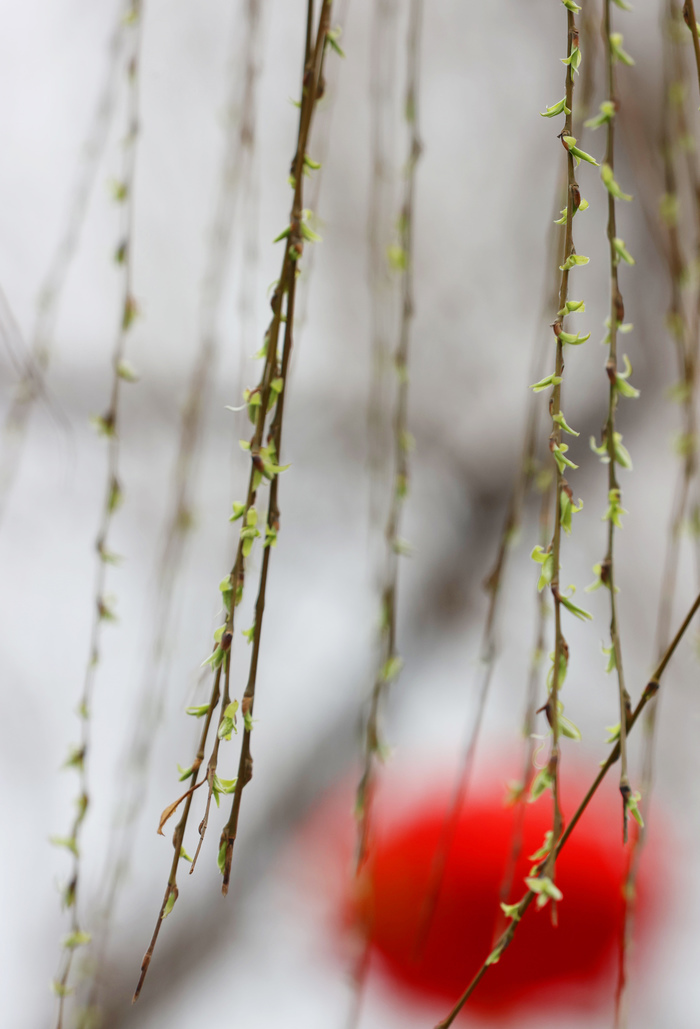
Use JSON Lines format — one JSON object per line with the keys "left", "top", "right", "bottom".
{"left": 559, "top": 253, "right": 590, "bottom": 271}
{"left": 610, "top": 32, "right": 635, "bottom": 66}
{"left": 562, "top": 136, "right": 599, "bottom": 166}
{"left": 561, "top": 46, "right": 582, "bottom": 73}
{"left": 540, "top": 96, "right": 571, "bottom": 118}
{"left": 63, "top": 930, "right": 91, "bottom": 949}
{"left": 601, "top": 162, "right": 632, "bottom": 201}
{"left": 531, "top": 545, "right": 555, "bottom": 591}
{"left": 530, "top": 373, "right": 562, "bottom": 393}
{"left": 525, "top": 874, "right": 563, "bottom": 908}
{"left": 613, "top": 237, "right": 635, "bottom": 266}
{"left": 161, "top": 888, "right": 177, "bottom": 920}
{"left": 584, "top": 100, "right": 616, "bottom": 130}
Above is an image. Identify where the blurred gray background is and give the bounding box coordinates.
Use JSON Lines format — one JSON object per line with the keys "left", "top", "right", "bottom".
{"left": 1, "top": 0, "right": 699, "bottom": 1026}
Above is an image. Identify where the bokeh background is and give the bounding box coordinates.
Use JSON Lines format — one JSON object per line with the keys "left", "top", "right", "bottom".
{"left": 2, "top": 0, "right": 700, "bottom": 1026}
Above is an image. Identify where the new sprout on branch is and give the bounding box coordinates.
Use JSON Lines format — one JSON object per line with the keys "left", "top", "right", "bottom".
{"left": 50, "top": 5, "right": 145, "bottom": 1027}
{"left": 433, "top": 590, "right": 700, "bottom": 1028}
{"left": 528, "top": 0, "right": 597, "bottom": 925}
{"left": 356, "top": 0, "right": 424, "bottom": 873}
{"left": 81, "top": 3, "right": 264, "bottom": 1021}
{"left": 0, "top": 1, "right": 129, "bottom": 524}
{"left": 587, "top": 0, "right": 638, "bottom": 849}
{"left": 619, "top": 2, "right": 700, "bottom": 1020}
{"left": 133, "top": 0, "right": 339, "bottom": 1001}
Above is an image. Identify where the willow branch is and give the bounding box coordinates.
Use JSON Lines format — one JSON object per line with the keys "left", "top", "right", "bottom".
{"left": 96, "top": 0, "right": 265, "bottom": 923}
{"left": 0, "top": 1, "right": 128, "bottom": 523}
{"left": 618, "top": 6, "right": 700, "bottom": 1021}
{"left": 366, "top": 0, "right": 401, "bottom": 538}
{"left": 683, "top": 0, "right": 700, "bottom": 96}
{"left": 355, "top": 0, "right": 424, "bottom": 872}
{"left": 50, "top": 6, "right": 144, "bottom": 1026}
{"left": 412, "top": 178, "right": 566, "bottom": 958}
{"left": 541, "top": 4, "right": 578, "bottom": 922}
{"left": 133, "top": 0, "right": 335, "bottom": 998}
{"left": 494, "top": 479, "right": 552, "bottom": 938}
{"left": 602, "top": 0, "right": 635, "bottom": 846}
{"left": 433, "top": 589, "right": 700, "bottom": 1029}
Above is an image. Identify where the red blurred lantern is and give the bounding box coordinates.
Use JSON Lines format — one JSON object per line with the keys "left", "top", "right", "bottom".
{"left": 304, "top": 761, "right": 663, "bottom": 1020}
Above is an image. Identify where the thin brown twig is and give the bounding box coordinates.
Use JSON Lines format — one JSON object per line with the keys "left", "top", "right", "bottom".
{"left": 540, "top": 3, "right": 579, "bottom": 926}
{"left": 50, "top": 6, "right": 145, "bottom": 1026}
{"left": 683, "top": 0, "right": 700, "bottom": 94}
{"left": 433, "top": 589, "right": 700, "bottom": 1029}
{"left": 493, "top": 477, "right": 552, "bottom": 940}
{"left": 293, "top": 0, "right": 352, "bottom": 344}
{"left": 0, "top": 0, "right": 128, "bottom": 523}
{"left": 601, "top": 0, "right": 634, "bottom": 846}
{"left": 617, "top": 4, "right": 700, "bottom": 1020}
{"left": 412, "top": 181, "right": 566, "bottom": 959}
{"left": 78, "top": 9, "right": 265, "bottom": 1021}
{"left": 355, "top": 0, "right": 424, "bottom": 873}
{"left": 219, "top": 0, "right": 335, "bottom": 893}
{"left": 133, "top": 0, "right": 336, "bottom": 999}
{"left": 366, "top": 0, "right": 401, "bottom": 542}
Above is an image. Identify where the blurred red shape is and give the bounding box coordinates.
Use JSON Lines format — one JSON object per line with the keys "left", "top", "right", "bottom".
{"left": 342, "top": 765, "right": 662, "bottom": 1018}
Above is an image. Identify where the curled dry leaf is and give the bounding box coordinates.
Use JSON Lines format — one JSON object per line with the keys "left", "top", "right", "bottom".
{"left": 157, "top": 780, "right": 205, "bottom": 835}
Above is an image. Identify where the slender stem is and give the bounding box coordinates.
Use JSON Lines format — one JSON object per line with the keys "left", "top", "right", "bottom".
{"left": 683, "top": 0, "right": 700, "bottom": 96}
{"left": 133, "top": 3, "right": 335, "bottom": 998}
{"left": 413, "top": 153, "right": 570, "bottom": 959}
{"left": 366, "top": 0, "right": 401, "bottom": 542}
{"left": 355, "top": 0, "right": 424, "bottom": 872}
{"left": 433, "top": 590, "right": 700, "bottom": 1029}
{"left": 0, "top": 1, "right": 129, "bottom": 523}
{"left": 617, "top": 8, "right": 700, "bottom": 995}
{"left": 87, "top": 5, "right": 264, "bottom": 1015}
{"left": 542, "top": 5, "right": 578, "bottom": 921}
{"left": 132, "top": 665, "right": 221, "bottom": 1001}
{"left": 494, "top": 479, "right": 552, "bottom": 937}
{"left": 51, "top": 6, "right": 144, "bottom": 1026}
{"left": 602, "top": 0, "right": 633, "bottom": 844}
{"left": 219, "top": 0, "right": 333, "bottom": 891}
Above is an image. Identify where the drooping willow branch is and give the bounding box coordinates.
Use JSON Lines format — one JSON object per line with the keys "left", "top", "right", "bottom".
{"left": 80, "top": 3, "right": 264, "bottom": 1020}
{"left": 594, "top": 0, "right": 638, "bottom": 845}
{"left": 493, "top": 476, "right": 552, "bottom": 940}
{"left": 355, "top": 0, "right": 424, "bottom": 872}
{"left": 49, "top": 5, "right": 144, "bottom": 1026}
{"left": 433, "top": 588, "right": 700, "bottom": 1029}
{"left": 417, "top": 3, "right": 603, "bottom": 956}
{"left": 412, "top": 191, "right": 565, "bottom": 958}
{"left": 366, "top": 0, "right": 401, "bottom": 539}
{"left": 655, "top": 2, "right": 700, "bottom": 661}
{"left": 293, "top": 0, "right": 351, "bottom": 343}
{"left": 587, "top": 0, "right": 640, "bottom": 1019}
{"left": 530, "top": 0, "right": 598, "bottom": 919}
{"left": 133, "top": 0, "right": 337, "bottom": 1000}
{"left": 412, "top": 9, "right": 604, "bottom": 950}
{"left": 683, "top": 0, "right": 700, "bottom": 92}
{"left": 618, "top": 3, "right": 700, "bottom": 1020}
{"left": 0, "top": 1, "right": 128, "bottom": 523}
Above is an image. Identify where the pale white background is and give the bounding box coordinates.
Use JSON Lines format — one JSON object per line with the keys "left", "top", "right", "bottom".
{"left": 0, "top": 1, "right": 698, "bottom": 1027}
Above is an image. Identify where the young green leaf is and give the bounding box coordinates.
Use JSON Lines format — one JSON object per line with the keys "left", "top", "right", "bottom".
{"left": 584, "top": 100, "right": 616, "bottom": 130}
{"left": 613, "top": 237, "right": 635, "bottom": 265}
{"left": 562, "top": 135, "right": 599, "bottom": 166}
{"left": 601, "top": 162, "right": 632, "bottom": 201}
{"left": 540, "top": 96, "right": 571, "bottom": 118}
{"left": 525, "top": 874, "right": 564, "bottom": 909}
{"left": 560, "top": 253, "right": 590, "bottom": 271}
{"left": 531, "top": 545, "right": 555, "bottom": 591}
{"left": 530, "top": 373, "right": 562, "bottom": 393}
{"left": 610, "top": 32, "right": 635, "bottom": 66}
